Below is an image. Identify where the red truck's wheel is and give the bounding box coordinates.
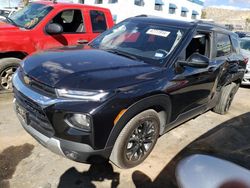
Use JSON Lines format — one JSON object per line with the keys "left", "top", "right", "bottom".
{"left": 0, "top": 58, "right": 21, "bottom": 91}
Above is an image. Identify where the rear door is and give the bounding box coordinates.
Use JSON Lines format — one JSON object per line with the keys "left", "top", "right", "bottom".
{"left": 87, "top": 9, "right": 109, "bottom": 40}
{"left": 212, "top": 32, "right": 238, "bottom": 90}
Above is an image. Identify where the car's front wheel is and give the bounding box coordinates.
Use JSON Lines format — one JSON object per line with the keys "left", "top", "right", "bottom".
{"left": 110, "top": 109, "right": 160, "bottom": 169}
{"left": 0, "top": 58, "right": 21, "bottom": 91}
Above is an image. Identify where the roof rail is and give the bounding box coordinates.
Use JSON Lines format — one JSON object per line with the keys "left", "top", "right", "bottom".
{"left": 195, "top": 20, "right": 227, "bottom": 30}
{"left": 135, "top": 14, "right": 148, "bottom": 17}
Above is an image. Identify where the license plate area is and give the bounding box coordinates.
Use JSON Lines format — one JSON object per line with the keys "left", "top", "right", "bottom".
{"left": 16, "top": 102, "right": 29, "bottom": 125}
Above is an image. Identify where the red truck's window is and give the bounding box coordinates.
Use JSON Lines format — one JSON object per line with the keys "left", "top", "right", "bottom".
{"left": 52, "top": 9, "right": 85, "bottom": 33}
{"left": 90, "top": 10, "right": 107, "bottom": 33}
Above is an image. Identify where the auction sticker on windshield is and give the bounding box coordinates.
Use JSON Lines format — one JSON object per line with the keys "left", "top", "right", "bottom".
{"left": 146, "top": 29, "right": 170, "bottom": 37}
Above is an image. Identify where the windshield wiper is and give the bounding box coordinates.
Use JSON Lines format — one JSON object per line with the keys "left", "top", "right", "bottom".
{"left": 105, "top": 49, "right": 142, "bottom": 61}
{"left": 6, "top": 17, "right": 18, "bottom": 27}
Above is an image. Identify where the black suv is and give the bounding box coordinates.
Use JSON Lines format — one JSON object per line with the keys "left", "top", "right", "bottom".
{"left": 13, "top": 16, "right": 246, "bottom": 168}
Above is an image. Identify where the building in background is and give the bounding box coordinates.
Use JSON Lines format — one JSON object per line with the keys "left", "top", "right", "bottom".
{"left": 71, "top": 0, "right": 205, "bottom": 23}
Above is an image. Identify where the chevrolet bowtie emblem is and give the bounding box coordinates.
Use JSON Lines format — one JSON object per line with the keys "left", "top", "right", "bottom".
{"left": 23, "top": 76, "right": 31, "bottom": 85}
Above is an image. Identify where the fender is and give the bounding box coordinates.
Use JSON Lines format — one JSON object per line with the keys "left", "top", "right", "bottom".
{"left": 105, "top": 94, "right": 172, "bottom": 148}
{"left": 0, "top": 51, "right": 28, "bottom": 59}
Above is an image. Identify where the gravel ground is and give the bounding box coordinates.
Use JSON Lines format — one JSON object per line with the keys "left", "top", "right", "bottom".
{"left": 0, "top": 87, "right": 250, "bottom": 188}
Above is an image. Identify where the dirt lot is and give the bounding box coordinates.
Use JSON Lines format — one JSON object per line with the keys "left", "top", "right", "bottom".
{"left": 0, "top": 87, "right": 250, "bottom": 188}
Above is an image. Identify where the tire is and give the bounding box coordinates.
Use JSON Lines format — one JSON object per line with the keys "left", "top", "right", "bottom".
{"left": 0, "top": 58, "right": 21, "bottom": 91}
{"left": 213, "top": 83, "right": 238, "bottom": 115}
{"left": 110, "top": 109, "right": 160, "bottom": 169}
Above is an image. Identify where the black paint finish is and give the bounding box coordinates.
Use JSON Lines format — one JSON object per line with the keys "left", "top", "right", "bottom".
{"left": 14, "top": 17, "right": 246, "bottom": 162}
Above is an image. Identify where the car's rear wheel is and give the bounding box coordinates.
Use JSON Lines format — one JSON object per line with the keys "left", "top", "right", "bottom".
{"left": 110, "top": 109, "right": 160, "bottom": 169}
{"left": 213, "top": 82, "right": 238, "bottom": 115}
{"left": 0, "top": 58, "right": 21, "bottom": 91}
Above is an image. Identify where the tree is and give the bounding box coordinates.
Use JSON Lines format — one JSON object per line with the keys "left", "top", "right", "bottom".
{"left": 201, "top": 10, "right": 207, "bottom": 19}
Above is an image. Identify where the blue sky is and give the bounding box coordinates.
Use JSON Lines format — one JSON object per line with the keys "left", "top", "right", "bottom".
{"left": 1, "top": 0, "right": 250, "bottom": 9}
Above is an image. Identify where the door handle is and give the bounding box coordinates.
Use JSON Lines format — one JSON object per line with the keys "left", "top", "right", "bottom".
{"left": 77, "top": 39, "right": 89, "bottom": 44}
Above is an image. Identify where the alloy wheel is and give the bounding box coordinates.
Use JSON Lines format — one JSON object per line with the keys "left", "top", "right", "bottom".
{"left": 0, "top": 66, "right": 17, "bottom": 90}
{"left": 125, "top": 119, "right": 158, "bottom": 162}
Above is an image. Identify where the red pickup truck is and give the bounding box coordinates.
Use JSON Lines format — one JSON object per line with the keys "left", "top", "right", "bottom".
{"left": 0, "top": 1, "right": 114, "bottom": 91}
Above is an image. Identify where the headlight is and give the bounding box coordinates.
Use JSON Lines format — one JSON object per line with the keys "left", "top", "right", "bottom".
{"left": 56, "top": 89, "right": 109, "bottom": 101}
{"left": 66, "top": 113, "right": 91, "bottom": 131}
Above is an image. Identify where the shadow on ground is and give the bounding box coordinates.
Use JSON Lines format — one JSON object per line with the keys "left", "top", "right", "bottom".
{"left": 132, "top": 112, "right": 250, "bottom": 188}
{"left": 58, "top": 162, "right": 120, "bottom": 188}
{"left": 0, "top": 143, "right": 34, "bottom": 188}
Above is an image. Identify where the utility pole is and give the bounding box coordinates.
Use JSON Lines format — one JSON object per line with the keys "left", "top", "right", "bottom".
{"left": 8, "top": 0, "right": 11, "bottom": 7}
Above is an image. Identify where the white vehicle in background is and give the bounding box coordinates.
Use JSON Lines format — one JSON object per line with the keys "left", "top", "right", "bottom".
{"left": 240, "top": 37, "right": 250, "bottom": 85}
{"left": 0, "top": 8, "right": 19, "bottom": 21}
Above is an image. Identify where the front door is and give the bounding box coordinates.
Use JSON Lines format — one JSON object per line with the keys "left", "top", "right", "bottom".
{"left": 39, "top": 9, "right": 92, "bottom": 50}
{"left": 169, "top": 31, "right": 218, "bottom": 120}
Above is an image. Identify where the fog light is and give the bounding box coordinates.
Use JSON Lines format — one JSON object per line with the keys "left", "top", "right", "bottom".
{"left": 65, "top": 151, "right": 78, "bottom": 160}
{"left": 67, "top": 113, "right": 91, "bottom": 131}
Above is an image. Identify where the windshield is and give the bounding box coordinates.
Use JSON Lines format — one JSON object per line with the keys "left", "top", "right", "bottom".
{"left": 89, "top": 20, "right": 186, "bottom": 65}
{"left": 240, "top": 38, "right": 250, "bottom": 51}
{"left": 0, "top": 10, "right": 11, "bottom": 17}
{"left": 9, "top": 3, "right": 53, "bottom": 29}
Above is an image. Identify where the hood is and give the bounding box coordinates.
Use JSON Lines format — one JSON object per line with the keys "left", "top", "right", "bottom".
{"left": 22, "top": 48, "right": 162, "bottom": 90}
{"left": 0, "top": 21, "right": 19, "bottom": 31}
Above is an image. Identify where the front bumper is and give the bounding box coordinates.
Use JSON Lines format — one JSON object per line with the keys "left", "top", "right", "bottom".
{"left": 12, "top": 72, "right": 112, "bottom": 163}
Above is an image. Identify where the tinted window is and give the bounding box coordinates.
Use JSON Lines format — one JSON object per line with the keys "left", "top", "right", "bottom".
{"left": 90, "top": 10, "right": 107, "bottom": 33}
{"left": 231, "top": 36, "right": 240, "bottom": 53}
{"left": 216, "top": 33, "right": 232, "bottom": 57}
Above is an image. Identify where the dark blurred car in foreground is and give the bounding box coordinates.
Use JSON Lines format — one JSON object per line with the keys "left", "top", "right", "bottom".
{"left": 176, "top": 154, "right": 250, "bottom": 188}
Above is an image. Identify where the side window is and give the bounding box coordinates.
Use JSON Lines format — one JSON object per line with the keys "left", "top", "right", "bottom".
{"left": 90, "top": 10, "right": 107, "bottom": 33}
{"left": 52, "top": 9, "right": 85, "bottom": 33}
{"left": 216, "top": 33, "right": 232, "bottom": 57}
{"left": 231, "top": 36, "right": 240, "bottom": 54}
{"left": 185, "top": 33, "right": 210, "bottom": 60}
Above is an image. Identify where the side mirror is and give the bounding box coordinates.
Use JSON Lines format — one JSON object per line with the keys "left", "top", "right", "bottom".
{"left": 180, "top": 53, "right": 209, "bottom": 68}
{"left": 46, "top": 23, "right": 63, "bottom": 35}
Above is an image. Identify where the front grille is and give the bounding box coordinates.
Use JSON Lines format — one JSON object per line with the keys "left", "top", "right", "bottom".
{"left": 14, "top": 88, "right": 54, "bottom": 137}
{"left": 18, "top": 70, "right": 56, "bottom": 97}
